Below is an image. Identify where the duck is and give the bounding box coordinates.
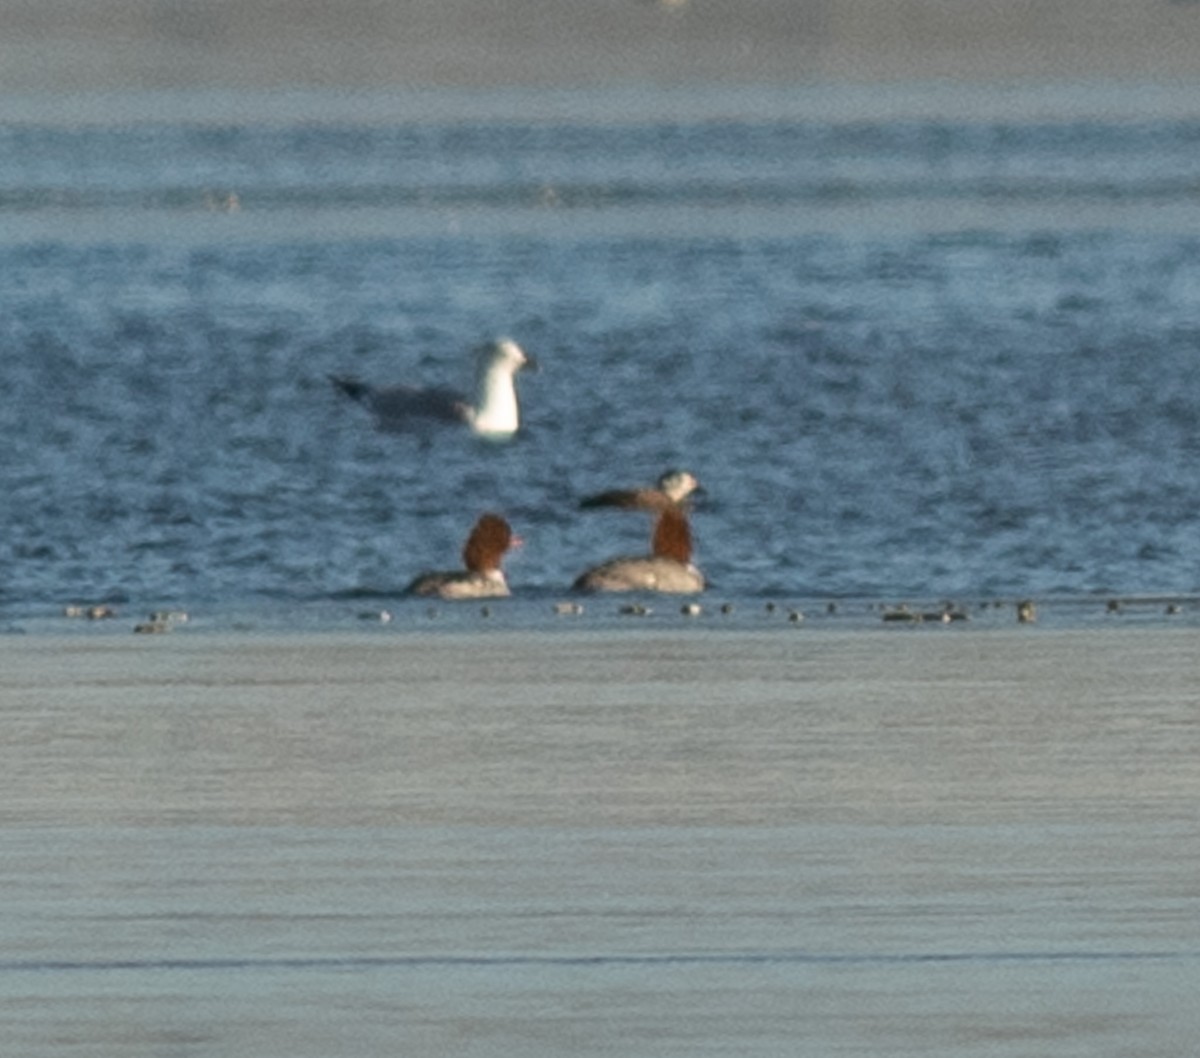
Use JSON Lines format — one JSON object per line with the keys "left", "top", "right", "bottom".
{"left": 572, "top": 507, "right": 705, "bottom": 594}
{"left": 405, "top": 513, "right": 519, "bottom": 599}
{"left": 330, "top": 338, "right": 536, "bottom": 440}
{"left": 579, "top": 469, "right": 703, "bottom": 512}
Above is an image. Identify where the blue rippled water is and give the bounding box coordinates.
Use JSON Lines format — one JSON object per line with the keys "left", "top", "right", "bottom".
{"left": 3, "top": 89, "right": 1200, "bottom": 624}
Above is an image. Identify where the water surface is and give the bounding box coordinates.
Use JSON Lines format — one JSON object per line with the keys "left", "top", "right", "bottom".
{"left": 3, "top": 84, "right": 1200, "bottom": 625}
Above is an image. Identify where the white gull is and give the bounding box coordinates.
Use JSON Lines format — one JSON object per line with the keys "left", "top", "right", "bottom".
{"left": 330, "top": 338, "right": 536, "bottom": 440}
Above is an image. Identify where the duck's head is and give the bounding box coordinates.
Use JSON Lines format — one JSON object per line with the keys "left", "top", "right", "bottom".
{"left": 462, "top": 513, "right": 519, "bottom": 574}
{"left": 657, "top": 469, "right": 703, "bottom": 504}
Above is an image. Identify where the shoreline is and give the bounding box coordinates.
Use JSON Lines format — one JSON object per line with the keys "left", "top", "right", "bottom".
{"left": 3, "top": 589, "right": 1196, "bottom": 639}
{"left": 9, "top": 79, "right": 1200, "bottom": 129}
{"left": 6, "top": 0, "right": 1200, "bottom": 96}
{"left": 3, "top": 620, "right": 1197, "bottom": 1055}
{"left": 3, "top": 623, "right": 1198, "bottom": 828}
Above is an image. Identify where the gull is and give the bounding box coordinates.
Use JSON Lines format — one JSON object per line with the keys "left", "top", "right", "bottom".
{"left": 579, "top": 469, "right": 703, "bottom": 512}
{"left": 330, "top": 338, "right": 536, "bottom": 440}
{"left": 405, "top": 513, "right": 519, "bottom": 600}
{"left": 572, "top": 507, "right": 705, "bottom": 594}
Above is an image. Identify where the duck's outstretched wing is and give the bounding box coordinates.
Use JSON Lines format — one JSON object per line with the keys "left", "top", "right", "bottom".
{"left": 579, "top": 471, "right": 702, "bottom": 511}
{"left": 579, "top": 487, "right": 675, "bottom": 512}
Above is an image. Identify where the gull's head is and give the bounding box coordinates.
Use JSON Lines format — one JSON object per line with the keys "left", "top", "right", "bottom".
{"left": 657, "top": 469, "right": 703, "bottom": 504}
{"left": 483, "top": 338, "right": 538, "bottom": 376}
